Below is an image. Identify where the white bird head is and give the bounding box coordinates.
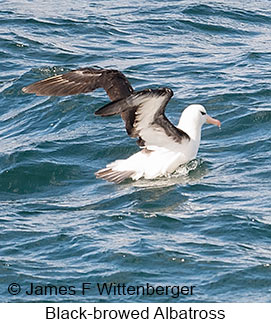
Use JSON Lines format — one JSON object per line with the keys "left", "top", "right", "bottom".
{"left": 177, "top": 104, "right": 221, "bottom": 143}
{"left": 179, "top": 104, "right": 221, "bottom": 128}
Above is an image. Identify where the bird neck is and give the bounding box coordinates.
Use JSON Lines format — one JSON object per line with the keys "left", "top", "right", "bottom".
{"left": 177, "top": 118, "right": 202, "bottom": 143}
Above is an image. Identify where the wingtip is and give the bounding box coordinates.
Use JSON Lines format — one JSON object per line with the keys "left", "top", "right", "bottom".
{"left": 22, "top": 86, "right": 29, "bottom": 93}
{"left": 94, "top": 109, "right": 102, "bottom": 116}
{"left": 21, "top": 85, "right": 44, "bottom": 96}
{"left": 94, "top": 98, "right": 124, "bottom": 117}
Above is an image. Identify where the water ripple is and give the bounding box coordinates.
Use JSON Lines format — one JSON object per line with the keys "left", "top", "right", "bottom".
{"left": 1, "top": 0, "right": 271, "bottom": 303}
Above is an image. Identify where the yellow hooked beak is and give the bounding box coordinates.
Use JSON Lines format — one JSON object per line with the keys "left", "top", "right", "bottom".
{"left": 206, "top": 115, "right": 221, "bottom": 128}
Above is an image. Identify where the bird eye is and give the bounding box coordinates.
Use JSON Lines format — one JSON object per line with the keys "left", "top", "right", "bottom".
{"left": 200, "top": 111, "right": 206, "bottom": 115}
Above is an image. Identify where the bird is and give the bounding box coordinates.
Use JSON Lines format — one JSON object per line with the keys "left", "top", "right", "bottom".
{"left": 22, "top": 67, "right": 221, "bottom": 184}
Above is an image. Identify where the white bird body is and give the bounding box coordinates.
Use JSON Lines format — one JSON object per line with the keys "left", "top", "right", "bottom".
{"left": 106, "top": 148, "right": 187, "bottom": 181}
{"left": 22, "top": 67, "right": 221, "bottom": 183}
{"left": 99, "top": 104, "right": 219, "bottom": 182}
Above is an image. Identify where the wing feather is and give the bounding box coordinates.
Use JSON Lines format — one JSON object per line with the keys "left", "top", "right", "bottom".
{"left": 95, "top": 88, "right": 190, "bottom": 150}
{"left": 23, "top": 68, "right": 189, "bottom": 151}
{"left": 22, "top": 68, "right": 133, "bottom": 101}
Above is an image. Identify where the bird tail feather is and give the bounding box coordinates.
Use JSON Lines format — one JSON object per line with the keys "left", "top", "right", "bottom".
{"left": 95, "top": 167, "right": 135, "bottom": 184}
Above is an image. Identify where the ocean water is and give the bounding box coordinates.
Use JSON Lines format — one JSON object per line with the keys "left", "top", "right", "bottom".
{"left": 0, "top": 0, "right": 271, "bottom": 303}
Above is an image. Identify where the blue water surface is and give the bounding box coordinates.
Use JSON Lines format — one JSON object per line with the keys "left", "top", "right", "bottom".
{"left": 0, "top": 0, "right": 271, "bottom": 302}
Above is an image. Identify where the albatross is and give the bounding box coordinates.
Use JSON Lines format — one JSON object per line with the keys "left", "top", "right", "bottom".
{"left": 22, "top": 67, "right": 221, "bottom": 183}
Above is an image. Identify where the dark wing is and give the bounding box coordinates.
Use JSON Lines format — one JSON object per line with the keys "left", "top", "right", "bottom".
{"left": 22, "top": 68, "right": 133, "bottom": 101}
{"left": 95, "top": 88, "right": 190, "bottom": 150}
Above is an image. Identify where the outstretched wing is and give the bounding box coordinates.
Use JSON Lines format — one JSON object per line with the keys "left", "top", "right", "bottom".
{"left": 22, "top": 68, "right": 133, "bottom": 101}
{"left": 95, "top": 88, "right": 190, "bottom": 150}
